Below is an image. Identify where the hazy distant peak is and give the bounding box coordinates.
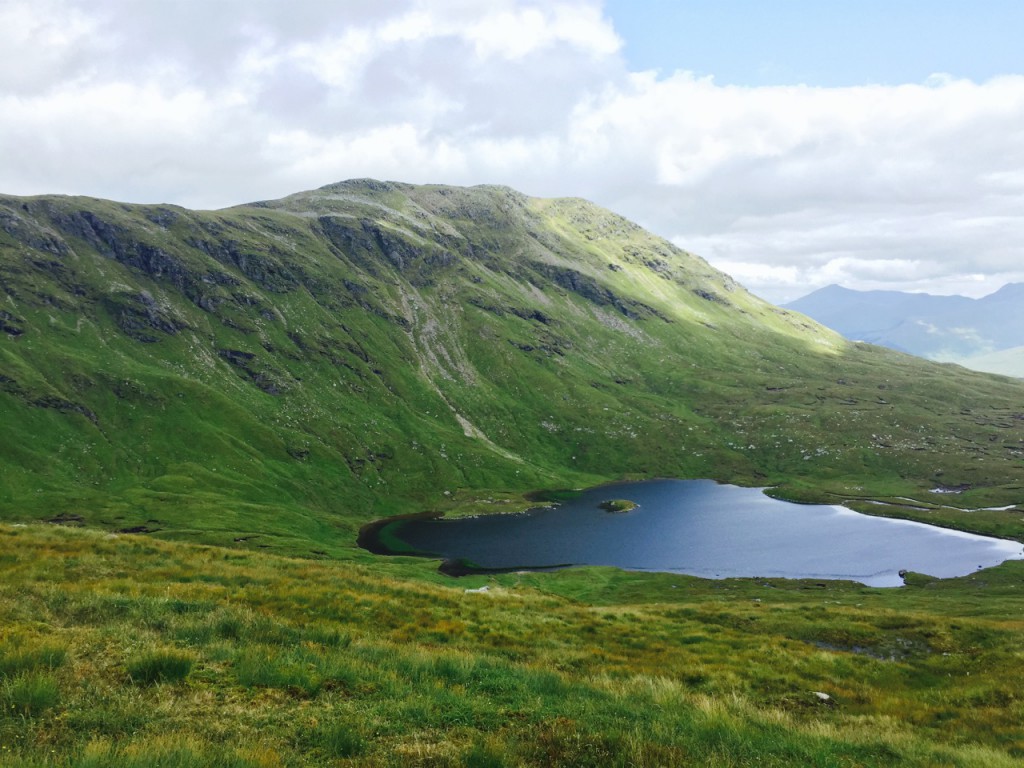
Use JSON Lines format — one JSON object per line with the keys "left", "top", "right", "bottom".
{"left": 985, "top": 282, "right": 1024, "bottom": 301}
{"left": 785, "top": 283, "right": 1024, "bottom": 376}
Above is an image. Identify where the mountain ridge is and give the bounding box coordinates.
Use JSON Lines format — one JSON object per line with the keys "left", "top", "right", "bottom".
{"left": 786, "top": 282, "right": 1024, "bottom": 370}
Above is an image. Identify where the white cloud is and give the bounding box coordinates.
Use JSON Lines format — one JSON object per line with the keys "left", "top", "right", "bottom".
{"left": 0, "top": 0, "right": 98, "bottom": 93}
{"left": 464, "top": 3, "right": 620, "bottom": 60}
{"left": 576, "top": 73, "right": 1024, "bottom": 301}
{"left": 1, "top": 0, "right": 1023, "bottom": 303}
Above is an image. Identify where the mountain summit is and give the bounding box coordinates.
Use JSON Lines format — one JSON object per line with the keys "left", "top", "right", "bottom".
{"left": 2, "top": 181, "right": 1022, "bottom": 552}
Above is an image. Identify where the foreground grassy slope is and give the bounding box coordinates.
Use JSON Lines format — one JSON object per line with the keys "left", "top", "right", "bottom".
{"left": 2, "top": 522, "right": 1023, "bottom": 767}
{"left": 2, "top": 179, "right": 1024, "bottom": 553}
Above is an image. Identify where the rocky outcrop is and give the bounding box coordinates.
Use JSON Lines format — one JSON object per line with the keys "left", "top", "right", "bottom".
{"left": 217, "top": 349, "right": 289, "bottom": 395}
{"left": 101, "top": 291, "right": 184, "bottom": 342}
{"left": 530, "top": 262, "right": 670, "bottom": 321}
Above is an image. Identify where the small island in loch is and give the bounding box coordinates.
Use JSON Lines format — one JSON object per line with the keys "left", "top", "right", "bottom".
{"left": 599, "top": 498, "right": 639, "bottom": 513}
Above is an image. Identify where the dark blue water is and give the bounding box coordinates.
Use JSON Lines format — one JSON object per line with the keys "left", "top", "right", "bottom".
{"left": 384, "top": 480, "right": 1024, "bottom": 586}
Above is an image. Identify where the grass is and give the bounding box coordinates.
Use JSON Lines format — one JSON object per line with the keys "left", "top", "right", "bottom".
{"left": 305, "top": 719, "right": 367, "bottom": 758}
{"left": 0, "top": 644, "right": 67, "bottom": 677}
{"left": 126, "top": 650, "right": 193, "bottom": 685}
{"left": 599, "top": 499, "right": 638, "bottom": 513}
{"left": 0, "top": 522, "right": 1022, "bottom": 766}
{"left": 1, "top": 671, "right": 60, "bottom": 717}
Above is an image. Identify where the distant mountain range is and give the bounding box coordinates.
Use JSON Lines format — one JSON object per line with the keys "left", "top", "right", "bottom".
{"left": 785, "top": 284, "right": 1024, "bottom": 377}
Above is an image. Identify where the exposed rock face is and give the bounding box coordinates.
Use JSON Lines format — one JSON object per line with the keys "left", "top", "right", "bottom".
{"left": 0, "top": 309, "right": 24, "bottom": 336}
{"left": 102, "top": 291, "right": 184, "bottom": 342}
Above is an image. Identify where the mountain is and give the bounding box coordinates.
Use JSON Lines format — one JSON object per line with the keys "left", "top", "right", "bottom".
{"left": 785, "top": 283, "right": 1024, "bottom": 374}
{"left": 2, "top": 180, "right": 1024, "bottom": 554}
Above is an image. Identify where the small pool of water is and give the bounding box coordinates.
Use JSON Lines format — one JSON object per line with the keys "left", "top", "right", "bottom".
{"left": 362, "top": 480, "right": 1024, "bottom": 586}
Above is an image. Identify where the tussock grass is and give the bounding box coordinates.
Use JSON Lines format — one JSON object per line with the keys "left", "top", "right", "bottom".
{"left": 1, "top": 522, "right": 1023, "bottom": 765}
{"left": 71, "top": 735, "right": 266, "bottom": 768}
{"left": 303, "top": 719, "right": 367, "bottom": 758}
{"left": 1, "top": 671, "right": 59, "bottom": 717}
{"left": 0, "top": 643, "right": 66, "bottom": 677}
{"left": 125, "top": 649, "right": 193, "bottom": 685}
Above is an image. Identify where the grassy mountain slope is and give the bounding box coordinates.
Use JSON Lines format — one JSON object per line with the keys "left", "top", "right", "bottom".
{"left": 2, "top": 180, "right": 1024, "bottom": 556}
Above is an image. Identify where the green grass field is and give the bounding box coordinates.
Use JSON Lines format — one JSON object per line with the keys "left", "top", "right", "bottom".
{"left": 1, "top": 522, "right": 1023, "bottom": 766}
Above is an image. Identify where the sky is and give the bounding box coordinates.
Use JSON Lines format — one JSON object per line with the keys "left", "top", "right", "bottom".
{"left": 1, "top": 1, "right": 1023, "bottom": 304}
